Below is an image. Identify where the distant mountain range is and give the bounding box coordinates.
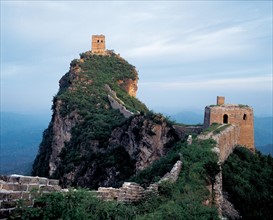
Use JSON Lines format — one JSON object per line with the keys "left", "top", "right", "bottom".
{"left": 0, "top": 112, "right": 49, "bottom": 175}
{"left": 0, "top": 111, "right": 272, "bottom": 175}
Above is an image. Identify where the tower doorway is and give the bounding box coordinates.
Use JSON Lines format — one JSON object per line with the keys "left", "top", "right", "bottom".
{"left": 223, "top": 114, "right": 228, "bottom": 123}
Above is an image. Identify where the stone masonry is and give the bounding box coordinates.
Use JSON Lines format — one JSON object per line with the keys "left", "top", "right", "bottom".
{"left": 0, "top": 160, "right": 182, "bottom": 219}
{"left": 198, "top": 124, "right": 241, "bottom": 218}
{"left": 198, "top": 124, "right": 240, "bottom": 162}
{"left": 97, "top": 160, "right": 182, "bottom": 202}
{"left": 203, "top": 96, "right": 255, "bottom": 152}
{"left": 91, "top": 35, "right": 106, "bottom": 55}
{"left": 0, "top": 175, "right": 60, "bottom": 219}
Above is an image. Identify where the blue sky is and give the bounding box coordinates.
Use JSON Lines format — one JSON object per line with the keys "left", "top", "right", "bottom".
{"left": 1, "top": 1, "right": 272, "bottom": 117}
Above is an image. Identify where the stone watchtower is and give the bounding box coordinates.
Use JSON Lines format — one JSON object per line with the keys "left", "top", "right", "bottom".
{"left": 91, "top": 35, "right": 106, "bottom": 55}
{"left": 204, "top": 96, "right": 255, "bottom": 152}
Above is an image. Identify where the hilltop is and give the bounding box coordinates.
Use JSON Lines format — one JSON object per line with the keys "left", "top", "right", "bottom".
{"left": 32, "top": 50, "right": 180, "bottom": 189}
{"left": 19, "top": 37, "right": 271, "bottom": 219}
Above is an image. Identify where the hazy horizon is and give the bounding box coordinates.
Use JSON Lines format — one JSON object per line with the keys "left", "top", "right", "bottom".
{"left": 1, "top": 1, "right": 272, "bottom": 117}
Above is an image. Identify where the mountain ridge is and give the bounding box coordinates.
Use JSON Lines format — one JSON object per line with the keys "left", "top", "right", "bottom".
{"left": 31, "top": 51, "right": 183, "bottom": 188}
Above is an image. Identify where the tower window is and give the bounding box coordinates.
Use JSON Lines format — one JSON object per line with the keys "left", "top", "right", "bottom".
{"left": 223, "top": 114, "right": 228, "bottom": 124}
{"left": 101, "top": 40, "right": 103, "bottom": 43}
{"left": 97, "top": 40, "right": 100, "bottom": 43}
{"left": 243, "top": 114, "right": 247, "bottom": 120}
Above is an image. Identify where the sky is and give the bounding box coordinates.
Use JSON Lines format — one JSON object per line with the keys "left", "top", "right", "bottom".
{"left": 1, "top": 0, "right": 272, "bottom": 117}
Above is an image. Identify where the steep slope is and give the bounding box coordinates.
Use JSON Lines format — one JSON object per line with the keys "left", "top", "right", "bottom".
{"left": 32, "top": 51, "right": 179, "bottom": 188}
{"left": 223, "top": 147, "right": 273, "bottom": 219}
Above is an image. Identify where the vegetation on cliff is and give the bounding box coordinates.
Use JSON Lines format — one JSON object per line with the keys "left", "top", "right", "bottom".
{"left": 32, "top": 52, "right": 148, "bottom": 180}
{"left": 29, "top": 50, "right": 273, "bottom": 220}
{"left": 20, "top": 139, "right": 219, "bottom": 219}
{"left": 32, "top": 52, "right": 181, "bottom": 189}
{"left": 223, "top": 147, "right": 273, "bottom": 220}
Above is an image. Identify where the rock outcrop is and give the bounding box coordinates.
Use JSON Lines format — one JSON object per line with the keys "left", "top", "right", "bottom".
{"left": 109, "top": 115, "right": 179, "bottom": 171}
{"left": 49, "top": 101, "right": 81, "bottom": 176}
{"left": 32, "top": 51, "right": 181, "bottom": 190}
{"left": 117, "top": 78, "right": 138, "bottom": 97}
{"left": 58, "top": 114, "right": 179, "bottom": 188}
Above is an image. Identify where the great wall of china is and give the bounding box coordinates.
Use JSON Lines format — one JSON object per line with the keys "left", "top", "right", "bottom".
{"left": 1, "top": 122, "right": 240, "bottom": 219}
{"left": 0, "top": 95, "right": 253, "bottom": 219}
{"left": 0, "top": 161, "right": 182, "bottom": 219}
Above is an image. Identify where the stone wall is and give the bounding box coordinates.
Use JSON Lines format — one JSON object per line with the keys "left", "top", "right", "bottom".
{"left": 105, "top": 84, "right": 134, "bottom": 118}
{"left": 91, "top": 35, "right": 106, "bottom": 55}
{"left": 0, "top": 160, "right": 182, "bottom": 218}
{"left": 198, "top": 124, "right": 240, "bottom": 218}
{"left": 173, "top": 125, "right": 203, "bottom": 140}
{"left": 98, "top": 160, "right": 182, "bottom": 202}
{"left": 203, "top": 104, "right": 255, "bottom": 152}
{"left": 212, "top": 125, "right": 240, "bottom": 162}
{"left": 0, "top": 175, "right": 60, "bottom": 218}
{"left": 98, "top": 182, "right": 146, "bottom": 202}
{"left": 199, "top": 124, "right": 240, "bottom": 162}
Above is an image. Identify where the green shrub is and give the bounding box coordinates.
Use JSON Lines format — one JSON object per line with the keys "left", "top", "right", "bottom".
{"left": 223, "top": 147, "right": 273, "bottom": 220}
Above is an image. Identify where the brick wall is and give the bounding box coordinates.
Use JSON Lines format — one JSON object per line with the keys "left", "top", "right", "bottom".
{"left": 203, "top": 104, "right": 255, "bottom": 151}
{"left": 0, "top": 175, "right": 60, "bottom": 218}
{"left": 198, "top": 124, "right": 241, "bottom": 217}
{"left": 98, "top": 160, "right": 182, "bottom": 203}
{"left": 0, "top": 160, "right": 182, "bottom": 219}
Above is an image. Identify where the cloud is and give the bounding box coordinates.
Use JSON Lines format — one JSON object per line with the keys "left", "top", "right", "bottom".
{"left": 126, "top": 24, "right": 253, "bottom": 64}
{"left": 1, "top": 1, "right": 272, "bottom": 116}
{"left": 139, "top": 74, "right": 272, "bottom": 91}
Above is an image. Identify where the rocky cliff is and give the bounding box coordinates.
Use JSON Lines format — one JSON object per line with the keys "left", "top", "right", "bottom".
{"left": 32, "top": 51, "right": 179, "bottom": 189}
{"left": 109, "top": 114, "right": 178, "bottom": 171}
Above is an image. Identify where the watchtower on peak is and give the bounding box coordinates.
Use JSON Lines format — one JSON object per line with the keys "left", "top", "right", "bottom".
{"left": 91, "top": 35, "right": 106, "bottom": 55}
{"left": 217, "top": 96, "right": 225, "bottom": 105}
{"left": 203, "top": 96, "right": 255, "bottom": 152}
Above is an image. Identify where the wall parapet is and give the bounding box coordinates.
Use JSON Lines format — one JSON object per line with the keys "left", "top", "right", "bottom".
{"left": 97, "top": 160, "right": 182, "bottom": 203}
{"left": 198, "top": 124, "right": 240, "bottom": 218}
{"left": 0, "top": 175, "right": 60, "bottom": 218}
{"left": 0, "top": 160, "right": 182, "bottom": 218}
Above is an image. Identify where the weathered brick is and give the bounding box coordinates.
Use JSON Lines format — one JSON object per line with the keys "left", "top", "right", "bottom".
{"left": 53, "top": 185, "right": 62, "bottom": 191}
{"left": 1, "top": 200, "right": 17, "bottom": 209}
{"left": 1, "top": 183, "right": 14, "bottom": 191}
{"left": 8, "top": 176, "right": 20, "bottom": 183}
{"left": 19, "top": 176, "right": 39, "bottom": 184}
{"left": 21, "top": 200, "right": 33, "bottom": 207}
{"left": 0, "top": 192, "right": 7, "bottom": 201}
{"left": 21, "top": 192, "right": 30, "bottom": 200}
{"left": 38, "top": 178, "right": 48, "bottom": 185}
{"left": 0, "top": 209, "right": 10, "bottom": 219}
{"left": 48, "top": 179, "right": 59, "bottom": 186}
{"left": 28, "top": 184, "right": 39, "bottom": 192}
{"left": 13, "top": 184, "right": 28, "bottom": 191}
{"left": 40, "top": 185, "right": 56, "bottom": 192}
{"left": 29, "top": 191, "right": 42, "bottom": 200}
{"left": 7, "top": 192, "right": 21, "bottom": 200}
